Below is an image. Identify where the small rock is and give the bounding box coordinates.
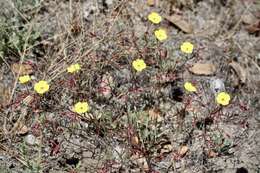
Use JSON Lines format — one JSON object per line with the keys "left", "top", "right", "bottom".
{"left": 242, "top": 13, "right": 258, "bottom": 25}
{"left": 175, "top": 161, "right": 181, "bottom": 169}
{"left": 255, "top": 111, "right": 260, "bottom": 121}
{"left": 0, "top": 155, "right": 6, "bottom": 160}
{"left": 83, "top": 1, "right": 99, "bottom": 20}
{"left": 45, "top": 113, "right": 55, "bottom": 121}
{"left": 210, "top": 78, "right": 225, "bottom": 95}
{"left": 83, "top": 151, "right": 93, "bottom": 158}
{"left": 25, "top": 134, "right": 37, "bottom": 145}
{"left": 105, "top": 0, "right": 113, "bottom": 6}
{"left": 115, "top": 68, "right": 132, "bottom": 84}
{"left": 113, "top": 145, "right": 124, "bottom": 160}
{"left": 159, "top": 101, "right": 172, "bottom": 111}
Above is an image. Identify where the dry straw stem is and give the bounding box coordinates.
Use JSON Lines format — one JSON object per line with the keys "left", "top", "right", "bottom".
{"left": 223, "top": 2, "right": 253, "bottom": 40}
{"left": 7, "top": 2, "right": 35, "bottom": 105}
{"left": 48, "top": 0, "right": 128, "bottom": 82}
{"left": 8, "top": 23, "right": 34, "bottom": 104}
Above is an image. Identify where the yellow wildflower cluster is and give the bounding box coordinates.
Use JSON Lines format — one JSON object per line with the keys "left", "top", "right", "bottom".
{"left": 17, "top": 7, "right": 233, "bottom": 122}
{"left": 18, "top": 62, "right": 93, "bottom": 116}
{"left": 147, "top": 12, "right": 168, "bottom": 41}
{"left": 147, "top": 12, "right": 195, "bottom": 53}
{"left": 184, "top": 81, "right": 231, "bottom": 106}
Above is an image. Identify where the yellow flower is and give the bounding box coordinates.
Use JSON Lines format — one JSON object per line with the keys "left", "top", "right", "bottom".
{"left": 216, "top": 92, "right": 230, "bottom": 106}
{"left": 34, "top": 80, "right": 49, "bottom": 94}
{"left": 154, "top": 28, "right": 167, "bottom": 41}
{"left": 132, "top": 59, "right": 147, "bottom": 72}
{"left": 19, "top": 75, "right": 31, "bottom": 84}
{"left": 181, "top": 41, "right": 194, "bottom": 54}
{"left": 148, "top": 12, "right": 162, "bottom": 24}
{"left": 73, "top": 101, "right": 90, "bottom": 114}
{"left": 184, "top": 82, "right": 197, "bottom": 92}
{"left": 67, "top": 63, "right": 81, "bottom": 73}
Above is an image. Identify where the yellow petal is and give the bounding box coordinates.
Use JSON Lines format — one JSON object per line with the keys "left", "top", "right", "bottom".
{"left": 132, "top": 59, "right": 147, "bottom": 72}
{"left": 67, "top": 66, "right": 75, "bottom": 73}
{"left": 154, "top": 29, "right": 167, "bottom": 41}
{"left": 216, "top": 92, "right": 230, "bottom": 106}
{"left": 74, "top": 63, "right": 81, "bottom": 71}
{"left": 148, "top": 12, "right": 162, "bottom": 24}
{"left": 181, "top": 42, "right": 194, "bottom": 54}
{"left": 34, "top": 80, "right": 49, "bottom": 94}
{"left": 74, "top": 102, "right": 90, "bottom": 114}
{"left": 184, "top": 82, "right": 197, "bottom": 92}
{"left": 19, "top": 75, "right": 31, "bottom": 84}
{"left": 67, "top": 64, "right": 81, "bottom": 73}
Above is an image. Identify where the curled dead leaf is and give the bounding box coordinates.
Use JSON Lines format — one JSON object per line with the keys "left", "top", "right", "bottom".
{"left": 179, "top": 145, "right": 189, "bottom": 157}
{"left": 22, "top": 95, "right": 34, "bottom": 106}
{"left": 17, "top": 125, "right": 29, "bottom": 135}
{"left": 208, "top": 150, "right": 218, "bottom": 158}
{"left": 165, "top": 14, "right": 193, "bottom": 33}
{"left": 131, "top": 135, "right": 139, "bottom": 145}
{"left": 148, "top": 108, "right": 163, "bottom": 122}
{"left": 229, "top": 61, "right": 247, "bottom": 83}
{"left": 160, "top": 144, "right": 173, "bottom": 154}
{"left": 147, "top": 0, "right": 155, "bottom": 6}
{"left": 11, "top": 63, "right": 33, "bottom": 75}
{"left": 189, "top": 63, "right": 216, "bottom": 75}
{"left": 245, "top": 20, "right": 260, "bottom": 34}
{"left": 131, "top": 154, "right": 149, "bottom": 171}
{"left": 137, "top": 157, "right": 149, "bottom": 171}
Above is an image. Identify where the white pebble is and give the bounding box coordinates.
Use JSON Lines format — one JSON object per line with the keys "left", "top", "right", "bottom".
{"left": 210, "top": 78, "right": 225, "bottom": 95}
{"left": 25, "top": 134, "right": 37, "bottom": 145}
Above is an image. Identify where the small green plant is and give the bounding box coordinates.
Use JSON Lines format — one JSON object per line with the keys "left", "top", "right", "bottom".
{"left": 19, "top": 141, "right": 43, "bottom": 173}
{"left": 212, "top": 132, "right": 232, "bottom": 155}
{"left": 0, "top": 0, "right": 41, "bottom": 63}
{"left": 128, "top": 110, "right": 160, "bottom": 153}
